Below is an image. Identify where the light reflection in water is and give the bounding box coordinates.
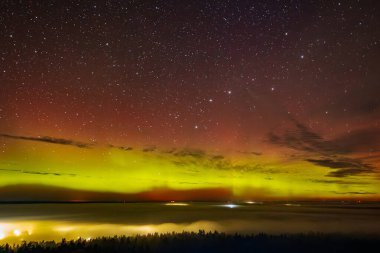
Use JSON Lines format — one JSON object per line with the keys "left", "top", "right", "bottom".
{"left": 2, "top": 216, "right": 378, "bottom": 244}
{"left": 0, "top": 220, "right": 224, "bottom": 244}
{"left": 1, "top": 203, "right": 380, "bottom": 244}
{"left": 0, "top": 222, "right": 33, "bottom": 243}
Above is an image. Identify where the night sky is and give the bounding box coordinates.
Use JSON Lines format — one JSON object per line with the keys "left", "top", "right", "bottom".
{"left": 0, "top": 0, "right": 379, "bottom": 201}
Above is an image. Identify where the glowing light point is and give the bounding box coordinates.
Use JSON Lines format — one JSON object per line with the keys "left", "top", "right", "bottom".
{"left": 13, "top": 229, "right": 21, "bottom": 236}
{"left": 284, "top": 203, "right": 301, "bottom": 207}
{"left": 223, "top": 204, "right": 239, "bottom": 209}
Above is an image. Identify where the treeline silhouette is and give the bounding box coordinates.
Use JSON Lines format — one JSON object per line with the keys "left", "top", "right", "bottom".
{"left": 1, "top": 231, "right": 379, "bottom": 253}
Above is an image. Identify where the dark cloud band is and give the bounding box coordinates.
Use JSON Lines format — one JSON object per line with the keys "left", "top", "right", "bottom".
{"left": 0, "top": 133, "right": 93, "bottom": 148}
{"left": 268, "top": 119, "right": 377, "bottom": 177}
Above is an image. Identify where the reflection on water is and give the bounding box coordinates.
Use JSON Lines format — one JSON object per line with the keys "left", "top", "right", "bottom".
{"left": 0, "top": 220, "right": 224, "bottom": 244}
{"left": 1, "top": 202, "right": 380, "bottom": 244}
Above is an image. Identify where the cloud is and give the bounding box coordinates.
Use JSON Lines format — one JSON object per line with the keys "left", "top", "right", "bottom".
{"left": 0, "top": 133, "right": 93, "bottom": 148}
{"left": 269, "top": 120, "right": 380, "bottom": 155}
{"left": 118, "top": 146, "right": 133, "bottom": 151}
{"left": 162, "top": 148, "right": 177, "bottom": 154}
{"left": 143, "top": 145, "right": 157, "bottom": 152}
{"left": 174, "top": 148, "right": 206, "bottom": 158}
{"left": 268, "top": 119, "right": 339, "bottom": 155}
{"left": 306, "top": 158, "right": 375, "bottom": 177}
{"left": 309, "top": 179, "right": 369, "bottom": 185}
{"left": 169, "top": 149, "right": 266, "bottom": 174}
{"left": 0, "top": 168, "right": 76, "bottom": 177}
{"left": 211, "top": 155, "right": 225, "bottom": 160}
{"left": 0, "top": 133, "right": 266, "bottom": 175}
{"left": 108, "top": 144, "right": 133, "bottom": 151}
{"left": 330, "top": 191, "right": 376, "bottom": 195}
{"left": 268, "top": 119, "right": 377, "bottom": 177}
{"left": 238, "top": 151, "right": 262, "bottom": 156}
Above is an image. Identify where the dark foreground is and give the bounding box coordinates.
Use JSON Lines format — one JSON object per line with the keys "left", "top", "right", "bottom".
{"left": 1, "top": 231, "right": 379, "bottom": 253}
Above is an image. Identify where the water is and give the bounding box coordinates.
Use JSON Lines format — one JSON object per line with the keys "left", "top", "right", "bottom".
{"left": 1, "top": 202, "right": 380, "bottom": 244}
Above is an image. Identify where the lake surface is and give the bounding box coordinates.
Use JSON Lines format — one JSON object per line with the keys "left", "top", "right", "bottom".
{"left": 1, "top": 202, "right": 380, "bottom": 244}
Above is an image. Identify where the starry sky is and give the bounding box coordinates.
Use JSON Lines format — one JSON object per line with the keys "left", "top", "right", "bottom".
{"left": 0, "top": 0, "right": 379, "bottom": 201}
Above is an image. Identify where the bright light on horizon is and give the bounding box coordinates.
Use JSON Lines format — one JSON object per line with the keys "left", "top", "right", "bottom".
{"left": 245, "top": 201, "right": 263, "bottom": 205}
{"left": 165, "top": 202, "right": 189, "bottom": 206}
{"left": 222, "top": 204, "right": 239, "bottom": 208}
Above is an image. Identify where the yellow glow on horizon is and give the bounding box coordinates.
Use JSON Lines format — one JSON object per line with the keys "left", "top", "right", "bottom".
{"left": 0, "top": 138, "right": 379, "bottom": 200}
{"left": 164, "top": 202, "right": 189, "bottom": 206}
{"left": 0, "top": 220, "right": 222, "bottom": 244}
